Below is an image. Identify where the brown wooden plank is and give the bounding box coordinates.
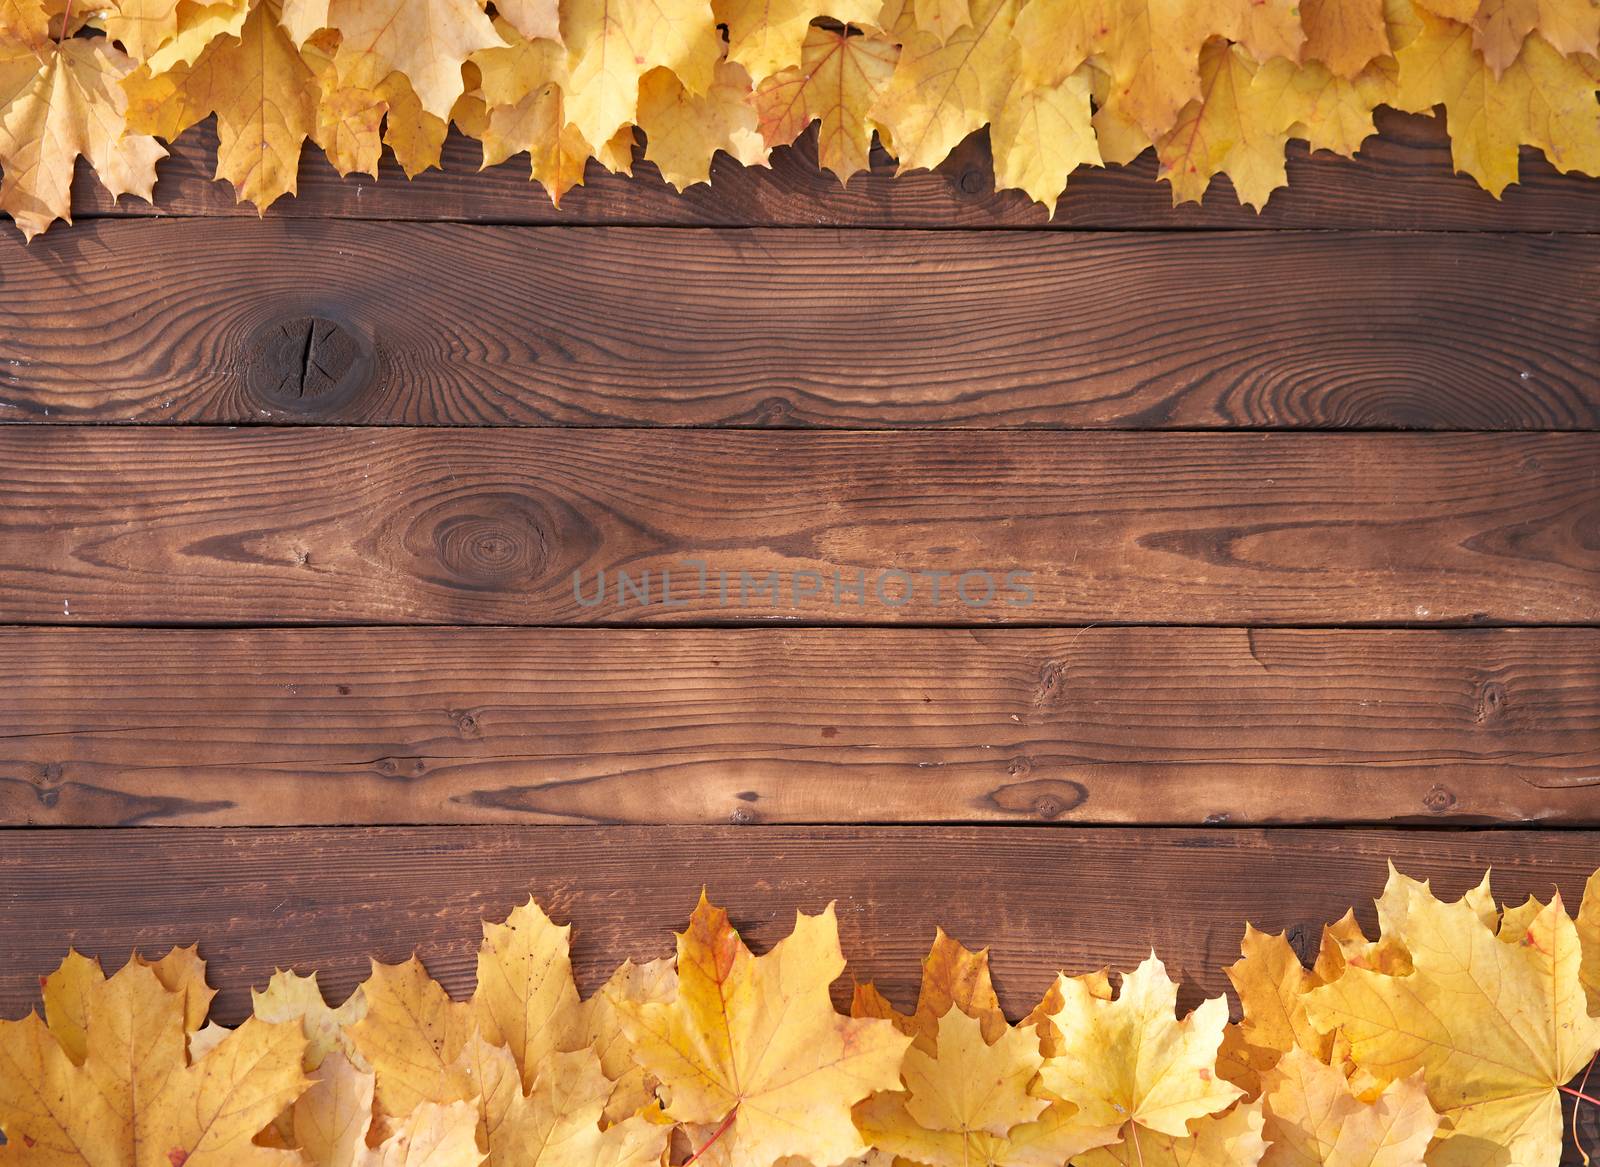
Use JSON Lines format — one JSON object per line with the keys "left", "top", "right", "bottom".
{"left": 2, "top": 429, "right": 1596, "bottom": 626}
{"left": 0, "top": 826, "right": 1595, "bottom": 1027}
{"left": 4, "top": 627, "right": 1598, "bottom": 828}
{"left": 69, "top": 110, "right": 1600, "bottom": 232}
{"left": 3, "top": 223, "right": 1596, "bottom": 430}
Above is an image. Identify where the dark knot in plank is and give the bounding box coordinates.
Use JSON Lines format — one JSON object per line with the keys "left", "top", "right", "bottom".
{"left": 404, "top": 490, "right": 594, "bottom": 592}
{"left": 243, "top": 314, "right": 374, "bottom": 416}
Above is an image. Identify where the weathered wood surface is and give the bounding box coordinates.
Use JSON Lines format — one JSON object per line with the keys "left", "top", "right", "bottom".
{"left": 3, "top": 223, "right": 1597, "bottom": 429}
{"left": 1, "top": 827, "right": 1594, "bottom": 1025}
{"left": 4, "top": 627, "right": 1598, "bottom": 828}
{"left": 2, "top": 429, "right": 1595, "bottom": 626}
{"left": 69, "top": 111, "right": 1600, "bottom": 233}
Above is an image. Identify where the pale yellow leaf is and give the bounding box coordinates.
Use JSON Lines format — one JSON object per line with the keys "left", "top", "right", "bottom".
{"left": 989, "top": 69, "right": 1100, "bottom": 212}
{"left": 0, "top": 36, "right": 164, "bottom": 238}
{"left": 1261, "top": 1048, "right": 1438, "bottom": 1167}
{"left": 714, "top": 0, "right": 878, "bottom": 81}
{"left": 637, "top": 57, "right": 769, "bottom": 189}
{"left": 1305, "top": 879, "right": 1600, "bottom": 1167}
{"left": 1074, "top": 1099, "right": 1270, "bottom": 1167}
{"left": 754, "top": 24, "right": 897, "bottom": 179}
{"left": 870, "top": 0, "right": 1017, "bottom": 171}
{"left": 1040, "top": 952, "right": 1244, "bottom": 1139}
{"left": 616, "top": 894, "right": 911, "bottom": 1167}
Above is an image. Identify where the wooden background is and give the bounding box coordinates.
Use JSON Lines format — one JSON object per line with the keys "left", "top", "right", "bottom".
{"left": 1, "top": 113, "right": 1599, "bottom": 1153}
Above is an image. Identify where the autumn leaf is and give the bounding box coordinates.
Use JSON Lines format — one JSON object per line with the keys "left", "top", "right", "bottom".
{"left": 1226, "top": 922, "right": 1342, "bottom": 1071}
{"left": 1260, "top": 1047, "right": 1438, "bottom": 1167}
{"left": 280, "top": 0, "right": 500, "bottom": 119}
{"left": 122, "top": 0, "right": 316, "bottom": 209}
{"left": 582, "top": 957, "right": 676, "bottom": 1126}
{"left": 989, "top": 69, "right": 1100, "bottom": 212}
{"left": 1304, "top": 870, "right": 1600, "bottom": 1167}
{"left": 359, "top": 1099, "right": 483, "bottom": 1167}
{"left": 1394, "top": 7, "right": 1600, "bottom": 194}
{"left": 615, "top": 893, "right": 912, "bottom": 1166}
{"left": 1039, "top": 952, "right": 1244, "bottom": 1141}
{"left": 99, "top": 0, "right": 249, "bottom": 68}
{"left": 713, "top": 0, "right": 878, "bottom": 80}
{"left": 853, "top": 1006, "right": 1120, "bottom": 1167}
{"left": 1074, "top": 1099, "right": 1271, "bottom": 1167}
{"left": 346, "top": 956, "right": 478, "bottom": 1121}
{"left": 1013, "top": 0, "right": 1304, "bottom": 142}
{"left": 870, "top": 0, "right": 1019, "bottom": 172}
{"left": 474, "top": 27, "right": 596, "bottom": 202}
{"left": 0, "top": 35, "right": 165, "bottom": 238}
{"left": 561, "top": 0, "right": 722, "bottom": 150}
{"left": 1155, "top": 37, "right": 1299, "bottom": 208}
{"left": 0, "top": 956, "right": 309, "bottom": 1166}
{"left": 754, "top": 24, "right": 897, "bottom": 180}
{"left": 472, "top": 896, "right": 583, "bottom": 1091}
{"left": 637, "top": 57, "right": 770, "bottom": 189}
{"left": 1301, "top": 0, "right": 1393, "bottom": 74}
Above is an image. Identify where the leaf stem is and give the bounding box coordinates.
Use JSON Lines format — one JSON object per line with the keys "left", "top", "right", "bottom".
{"left": 684, "top": 1107, "right": 738, "bottom": 1167}
{"left": 1561, "top": 1083, "right": 1600, "bottom": 1108}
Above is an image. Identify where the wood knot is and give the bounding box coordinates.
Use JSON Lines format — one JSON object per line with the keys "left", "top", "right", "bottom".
{"left": 989, "top": 776, "right": 1088, "bottom": 820}
{"left": 1476, "top": 680, "right": 1507, "bottom": 723}
{"left": 243, "top": 314, "right": 373, "bottom": 416}
{"left": 959, "top": 166, "right": 986, "bottom": 195}
{"left": 1285, "top": 923, "right": 1316, "bottom": 966}
{"left": 1422, "top": 783, "right": 1458, "bottom": 814}
{"left": 426, "top": 493, "right": 554, "bottom": 589}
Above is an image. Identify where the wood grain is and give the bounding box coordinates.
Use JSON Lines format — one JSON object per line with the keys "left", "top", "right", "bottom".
{"left": 68, "top": 110, "right": 1600, "bottom": 233}
{"left": 4, "top": 627, "right": 1599, "bottom": 828}
{"left": 0, "top": 826, "right": 1595, "bottom": 1025}
{"left": 2, "top": 429, "right": 1595, "bottom": 626}
{"left": 3, "top": 221, "right": 1596, "bottom": 429}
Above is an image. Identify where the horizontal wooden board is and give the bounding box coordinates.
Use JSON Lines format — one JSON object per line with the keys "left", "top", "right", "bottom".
{"left": 2, "top": 429, "right": 1596, "bottom": 626}
{"left": 0, "top": 826, "right": 1595, "bottom": 1027}
{"left": 4, "top": 627, "right": 1599, "bottom": 828}
{"left": 4, "top": 223, "right": 1597, "bottom": 429}
{"left": 69, "top": 110, "right": 1600, "bottom": 233}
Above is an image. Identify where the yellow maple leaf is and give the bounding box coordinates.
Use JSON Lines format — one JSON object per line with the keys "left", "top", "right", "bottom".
{"left": 713, "top": 0, "right": 878, "bottom": 82}
{"left": 754, "top": 24, "right": 897, "bottom": 181}
{"left": 474, "top": 25, "right": 596, "bottom": 201}
{"left": 292, "top": 1050, "right": 376, "bottom": 1167}
{"left": 279, "top": 0, "right": 500, "bottom": 119}
{"left": 347, "top": 956, "right": 478, "bottom": 1121}
{"left": 870, "top": 0, "right": 1019, "bottom": 172}
{"left": 1394, "top": 8, "right": 1600, "bottom": 194}
{"left": 583, "top": 957, "right": 676, "bottom": 1125}
{"left": 1301, "top": 0, "right": 1393, "bottom": 75}
{"left": 615, "top": 893, "right": 911, "bottom": 1167}
{"left": 989, "top": 69, "right": 1100, "bottom": 212}
{"left": 1252, "top": 54, "right": 1396, "bottom": 158}
{"left": 637, "top": 57, "right": 770, "bottom": 188}
{"left": 1579, "top": 868, "right": 1600, "bottom": 1013}
{"left": 1305, "top": 872, "right": 1600, "bottom": 1167}
{"left": 1039, "top": 952, "right": 1244, "bottom": 1140}
{"left": 561, "top": 0, "right": 722, "bottom": 149}
{"left": 497, "top": 0, "right": 561, "bottom": 41}
{"left": 1260, "top": 1047, "right": 1438, "bottom": 1167}
{"left": 1013, "top": 0, "right": 1303, "bottom": 142}
{"left": 473, "top": 896, "right": 584, "bottom": 1091}
{"left": 99, "top": 0, "right": 249, "bottom": 68}
{"left": 1075, "top": 1099, "right": 1271, "bottom": 1167}
{"left": 253, "top": 969, "right": 368, "bottom": 1072}
{"left": 0, "top": 0, "right": 50, "bottom": 50}
{"left": 854, "top": 1006, "right": 1119, "bottom": 1167}
{"left": 487, "top": 1044, "right": 670, "bottom": 1167}
{"left": 1226, "top": 923, "right": 1342, "bottom": 1070}
{"left": 1156, "top": 37, "right": 1297, "bottom": 209}
{"left": 122, "top": 0, "right": 316, "bottom": 209}
{"left": 0, "top": 957, "right": 309, "bottom": 1166}
{"left": 0, "top": 35, "right": 164, "bottom": 238}
{"left": 360, "top": 1099, "right": 483, "bottom": 1167}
